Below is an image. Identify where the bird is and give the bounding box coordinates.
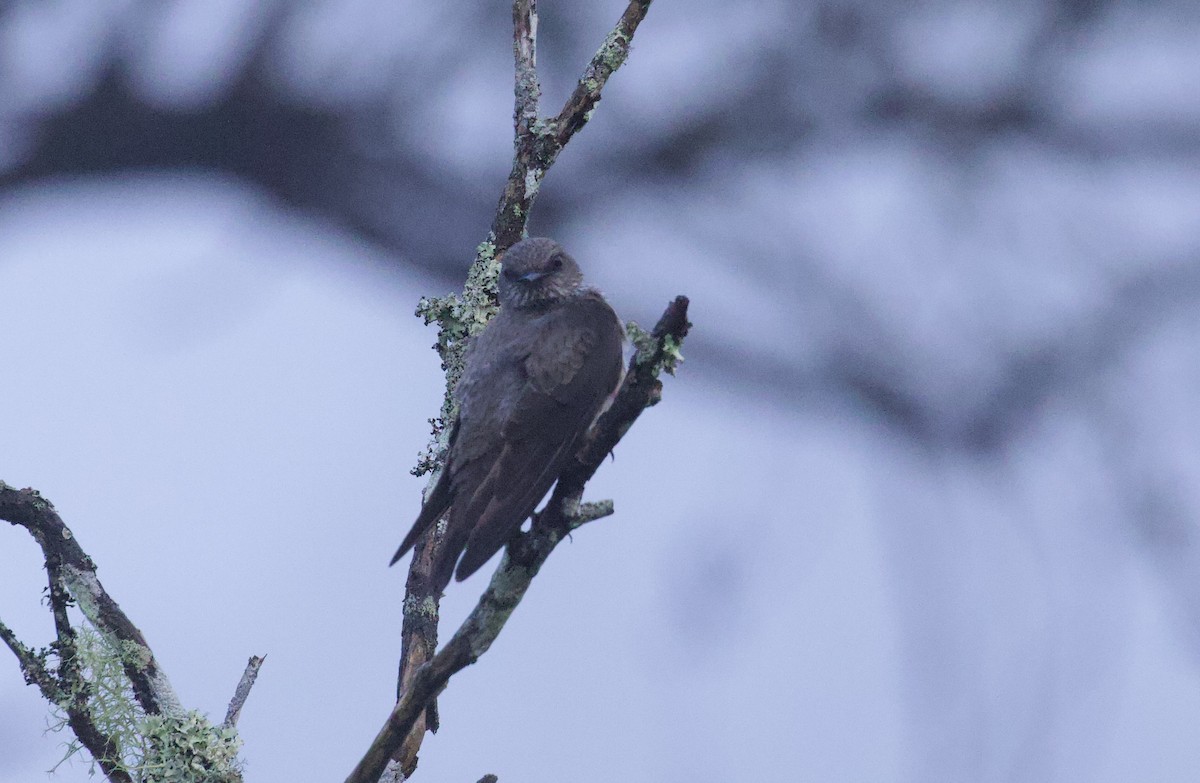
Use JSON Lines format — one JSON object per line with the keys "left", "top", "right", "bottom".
{"left": 391, "top": 237, "right": 625, "bottom": 593}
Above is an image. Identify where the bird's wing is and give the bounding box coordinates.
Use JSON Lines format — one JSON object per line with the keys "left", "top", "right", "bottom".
{"left": 453, "top": 295, "right": 623, "bottom": 580}
{"left": 389, "top": 418, "right": 459, "bottom": 565}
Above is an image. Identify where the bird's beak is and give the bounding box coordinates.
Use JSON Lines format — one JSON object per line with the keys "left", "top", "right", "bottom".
{"left": 517, "top": 270, "right": 549, "bottom": 283}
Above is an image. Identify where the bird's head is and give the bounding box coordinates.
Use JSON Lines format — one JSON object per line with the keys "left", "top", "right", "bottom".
{"left": 497, "top": 237, "right": 584, "bottom": 310}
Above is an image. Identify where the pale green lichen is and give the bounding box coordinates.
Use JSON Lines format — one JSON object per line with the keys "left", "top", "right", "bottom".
{"left": 577, "top": 29, "right": 630, "bottom": 97}
{"left": 625, "top": 321, "right": 684, "bottom": 377}
{"left": 403, "top": 595, "right": 440, "bottom": 620}
{"left": 119, "top": 638, "right": 153, "bottom": 670}
{"left": 138, "top": 711, "right": 242, "bottom": 783}
{"left": 570, "top": 499, "right": 615, "bottom": 530}
{"left": 29, "top": 489, "right": 52, "bottom": 512}
{"left": 412, "top": 240, "right": 503, "bottom": 477}
{"left": 626, "top": 321, "right": 655, "bottom": 363}
{"left": 46, "top": 623, "right": 242, "bottom": 782}
{"left": 414, "top": 241, "right": 501, "bottom": 363}
{"left": 468, "top": 560, "right": 533, "bottom": 660}
{"left": 660, "top": 334, "right": 684, "bottom": 376}
{"left": 64, "top": 576, "right": 99, "bottom": 620}
{"left": 523, "top": 169, "right": 543, "bottom": 200}
{"left": 594, "top": 29, "right": 629, "bottom": 77}
{"left": 47, "top": 631, "right": 140, "bottom": 776}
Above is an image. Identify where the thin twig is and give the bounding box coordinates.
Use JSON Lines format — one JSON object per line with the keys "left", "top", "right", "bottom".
{"left": 0, "top": 618, "right": 60, "bottom": 698}
{"left": 223, "top": 655, "right": 266, "bottom": 728}
{"left": 513, "top": 0, "right": 540, "bottom": 132}
{"left": 489, "top": 0, "right": 655, "bottom": 250}
{"left": 351, "top": 298, "right": 689, "bottom": 783}
{"left": 551, "top": 0, "right": 654, "bottom": 147}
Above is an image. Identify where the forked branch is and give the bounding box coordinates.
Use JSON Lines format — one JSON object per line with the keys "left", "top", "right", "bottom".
{"left": 0, "top": 484, "right": 181, "bottom": 717}
{"left": 386, "top": 1, "right": 664, "bottom": 780}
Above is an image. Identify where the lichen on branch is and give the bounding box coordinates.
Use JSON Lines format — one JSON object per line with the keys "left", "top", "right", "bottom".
{"left": 412, "top": 240, "right": 501, "bottom": 478}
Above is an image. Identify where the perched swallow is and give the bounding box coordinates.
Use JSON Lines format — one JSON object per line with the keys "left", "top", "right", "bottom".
{"left": 391, "top": 237, "right": 624, "bottom": 592}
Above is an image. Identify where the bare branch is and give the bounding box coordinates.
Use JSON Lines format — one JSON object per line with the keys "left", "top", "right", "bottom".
{"left": 513, "top": 0, "right": 540, "bottom": 131}
{"left": 490, "top": 0, "right": 655, "bottom": 249}
{"left": 551, "top": 0, "right": 654, "bottom": 147}
{"left": 571, "top": 499, "right": 615, "bottom": 528}
{"left": 0, "top": 482, "right": 181, "bottom": 717}
{"left": 223, "top": 655, "right": 266, "bottom": 728}
{"left": 390, "top": 530, "right": 442, "bottom": 777}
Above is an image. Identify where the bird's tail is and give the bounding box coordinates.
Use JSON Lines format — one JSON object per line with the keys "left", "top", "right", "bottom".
{"left": 390, "top": 468, "right": 454, "bottom": 566}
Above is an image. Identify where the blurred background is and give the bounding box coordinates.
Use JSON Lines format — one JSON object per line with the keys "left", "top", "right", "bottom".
{"left": 2, "top": 0, "right": 1200, "bottom": 781}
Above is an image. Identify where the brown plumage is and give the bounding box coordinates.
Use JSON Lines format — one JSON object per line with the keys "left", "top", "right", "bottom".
{"left": 391, "top": 237, "right": 624, "bottom": 592}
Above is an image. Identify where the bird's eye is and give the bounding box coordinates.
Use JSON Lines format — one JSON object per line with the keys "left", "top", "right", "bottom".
{"left": 550, "top": 253, "right": 564, "bottom": 270}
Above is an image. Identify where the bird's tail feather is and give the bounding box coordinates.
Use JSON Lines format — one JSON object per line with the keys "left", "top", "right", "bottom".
{"left": 389, "top": 468, "right": 454, "bottom": 566}
{"left": 453, "top": 433, "right": 582, "bottom": 581}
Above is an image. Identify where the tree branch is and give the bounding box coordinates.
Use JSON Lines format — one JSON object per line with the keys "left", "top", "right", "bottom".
{"left": 513, "top": 0, "right": 540, "bottom": 130}
{"left": 490, "top": 0, "right": 655, "bottom": 250}
{"left": 61, "top": 708, "right": 133, "bottom": 783}
{"left": 2, "top": 484, "right": 254, "bottom": 782}
{"left": 562, "top": 296, "right": 691, "bottom": 496}
{"left": 389, "top": 529, "right": 442, "bottom": 777}
{"left": 0, "top": 489, "right": 137, "bottom": 783}
{"left": 551, "top": 0, "right": 654, "bottom": 147}
{"left": 0, "top": 483, "right": 182, "bottom": 718}
{"left": 223, "top": 655, "right": 266, "bottom": 728}
{"left": 384, "top": 3, "right": 667, "bottom": 780}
